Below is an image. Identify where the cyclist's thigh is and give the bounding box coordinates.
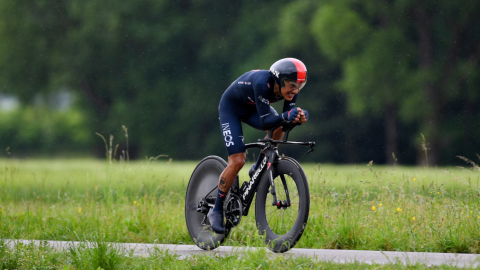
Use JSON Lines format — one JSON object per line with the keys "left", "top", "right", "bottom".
{"left": 244, "top": 106, "right": 279, "bottom": 130}
{"left": 219, "top": 99, "right": 247, "bottom": 156}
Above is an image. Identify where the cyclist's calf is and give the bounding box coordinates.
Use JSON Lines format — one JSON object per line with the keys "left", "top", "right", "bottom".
{"left": 218, "top": 153, "right": 245, "bottom": 192}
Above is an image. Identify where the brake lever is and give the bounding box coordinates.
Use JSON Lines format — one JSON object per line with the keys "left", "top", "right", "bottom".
{"left": 305, "top": 142, "right": 315, "bottom": 156}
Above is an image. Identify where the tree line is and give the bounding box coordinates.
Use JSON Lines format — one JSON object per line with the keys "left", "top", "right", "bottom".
{"left": 0, "top": 0, "right": 479, "bottom": 165}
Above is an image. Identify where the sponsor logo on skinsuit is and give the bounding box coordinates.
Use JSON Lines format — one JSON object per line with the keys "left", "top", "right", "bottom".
{"left": 258, "top": 95, "right": 269, "bottom": 105}
{"left": 222, "top": 123, "right": 234, "bottom": 147}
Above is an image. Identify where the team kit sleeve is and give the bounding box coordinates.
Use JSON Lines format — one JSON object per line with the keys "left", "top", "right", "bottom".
{"left": 253, "top": 86, "right": 283, "bottom": 130}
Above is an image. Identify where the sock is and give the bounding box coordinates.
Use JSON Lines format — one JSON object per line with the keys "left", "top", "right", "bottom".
{"left": 254, "top": 152, "right": 265, "bottom": 170}
{"left": 213, "top": 188, "right": 227, "bottom": 212}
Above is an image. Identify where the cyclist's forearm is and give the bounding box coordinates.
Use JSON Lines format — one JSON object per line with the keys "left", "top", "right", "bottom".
{"left": 260, "top": 114, "right": 283, "bottom": 130}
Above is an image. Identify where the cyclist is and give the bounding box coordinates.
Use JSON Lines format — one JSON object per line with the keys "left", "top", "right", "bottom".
{"left": 208, "top": 58, "right": 310, "bottom": 233}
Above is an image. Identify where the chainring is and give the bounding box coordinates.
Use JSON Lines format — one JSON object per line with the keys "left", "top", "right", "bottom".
{"left": 224, "top": 194, "right": 242, "bottom": 229}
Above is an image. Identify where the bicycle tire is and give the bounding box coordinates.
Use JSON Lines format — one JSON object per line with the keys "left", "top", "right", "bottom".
{"left": 185, "top": 155, "right": 232, "bottom": 250}
{"left": 255, "top": 157, "right": 310, "bottom": 253}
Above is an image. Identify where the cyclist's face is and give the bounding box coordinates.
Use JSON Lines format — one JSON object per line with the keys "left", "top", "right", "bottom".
{"left": 281, "top": 80, "right": 302, "bottom": 101}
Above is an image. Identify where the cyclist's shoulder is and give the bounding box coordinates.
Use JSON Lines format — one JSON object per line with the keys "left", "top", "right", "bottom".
{"left": 237, "top": 69, "right": 270, "bottom": 82}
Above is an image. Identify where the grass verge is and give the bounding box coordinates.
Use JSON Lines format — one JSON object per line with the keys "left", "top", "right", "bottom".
{"left": 0, "top": 158, "right": 479, "bottom": 253}
{"left": 0, "top": 239, "right": 477, "bottom": 269}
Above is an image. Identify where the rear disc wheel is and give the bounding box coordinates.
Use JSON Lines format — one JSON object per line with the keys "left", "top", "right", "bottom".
{"left": 185, "top": 156, "right": 229, "bottom": 250}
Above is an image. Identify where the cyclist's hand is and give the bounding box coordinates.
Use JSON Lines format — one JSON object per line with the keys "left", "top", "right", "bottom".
{"left": 298, "top": 109, "right": 309, "bottom": 124}
{"left": 282, "top": 108, "right": 300, "bottom": 122}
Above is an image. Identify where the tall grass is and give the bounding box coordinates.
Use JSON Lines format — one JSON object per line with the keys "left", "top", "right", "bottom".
{"left": 0, "top": 157, "right": 479, "bottom": 254}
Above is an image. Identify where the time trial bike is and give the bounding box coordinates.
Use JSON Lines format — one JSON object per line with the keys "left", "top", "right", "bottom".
{"left": 184, "top": 121, "right": 315, "bottom": 253}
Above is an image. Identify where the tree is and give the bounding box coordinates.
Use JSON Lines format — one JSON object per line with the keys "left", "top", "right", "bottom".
{"left": 308, "top": 0, "right": 480, "bottom": 165}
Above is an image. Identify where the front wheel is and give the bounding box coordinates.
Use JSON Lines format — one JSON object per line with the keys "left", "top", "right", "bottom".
{"left": 255, "top": 157, "right": 310, "bottom": 253}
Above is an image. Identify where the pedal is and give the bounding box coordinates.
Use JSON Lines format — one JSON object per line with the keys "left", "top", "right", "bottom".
{"left": 196, "top": 200, "right": 209, "bottom": 214}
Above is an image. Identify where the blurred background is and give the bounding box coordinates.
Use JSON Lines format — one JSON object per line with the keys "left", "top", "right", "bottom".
{"left": 0, "top": 0, "right": 479, "bottom": 165}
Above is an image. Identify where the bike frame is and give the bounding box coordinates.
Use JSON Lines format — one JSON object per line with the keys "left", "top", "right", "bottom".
{"left": 202, "top": 121, "right": 315, "bottom": 217}
{"left": 236, "top": 145, "right": 277, "bottom": 216}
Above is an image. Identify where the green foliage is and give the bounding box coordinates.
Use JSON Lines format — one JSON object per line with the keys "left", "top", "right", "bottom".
{"left": 0, "top": 240, "right": 65, "bottom": 269}
{"left": 68, "top": 238, "right": 126, "bottom": 270}
{"left": 306, "top": 0, "right": 480, "bottom": 164}
{"left": 1, "top": 0, "right": 480, "bottom": 164}
{"left": 340, "top": 29, "right": 415, "bottom": 115}
{"left": 310, "top": 3, "right": 371, "bottom": 61}
{"left": 0, "top": 240, "right": 21, "bottom": 269}
{"left": 0, "top": 107, "right": 92, "bottom": 156}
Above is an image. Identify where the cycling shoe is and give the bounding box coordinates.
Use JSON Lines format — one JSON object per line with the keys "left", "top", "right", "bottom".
{"left": 248, "top": 164, "right": 256, "bottom": 178}
{"left": 208, "top": 209, "right": 226, "bottom": 234}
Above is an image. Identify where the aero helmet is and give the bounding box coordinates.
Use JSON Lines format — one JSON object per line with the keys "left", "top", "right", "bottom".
{"left": 269, "top": 58, "right": 307, "bottom": 90}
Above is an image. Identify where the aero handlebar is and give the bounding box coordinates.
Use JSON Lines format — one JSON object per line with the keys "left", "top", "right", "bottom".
{"left": 245, "top": 120, "right": 315, "bottom": 156}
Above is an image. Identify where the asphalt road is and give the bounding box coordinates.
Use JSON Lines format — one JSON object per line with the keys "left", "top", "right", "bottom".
{"left": 4, "top": 239, "right": 480, "bottom": 267}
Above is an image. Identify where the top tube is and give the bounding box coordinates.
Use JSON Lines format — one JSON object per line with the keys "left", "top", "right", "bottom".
{"left": 245, "top": 142, "right": 266, "bottom": 150}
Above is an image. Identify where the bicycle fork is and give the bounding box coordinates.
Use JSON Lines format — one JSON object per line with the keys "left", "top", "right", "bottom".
{"left": 265, "top": 149, "right": 291, "bottom": 209}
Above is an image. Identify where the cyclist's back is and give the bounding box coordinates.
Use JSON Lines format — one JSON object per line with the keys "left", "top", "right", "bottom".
{"left": 221, "top": 70, "right": 286, "bottom": 108}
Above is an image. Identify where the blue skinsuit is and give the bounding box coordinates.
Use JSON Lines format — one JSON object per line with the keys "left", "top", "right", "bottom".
{"left": 219, "top": 70, "right": 298, "bottom": 156}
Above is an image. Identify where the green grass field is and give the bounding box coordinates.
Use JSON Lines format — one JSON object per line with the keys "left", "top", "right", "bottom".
{"left": 1, "top": 157, "right": 479, "bottom": 268}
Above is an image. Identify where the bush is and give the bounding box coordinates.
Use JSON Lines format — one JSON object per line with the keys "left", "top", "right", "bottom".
{"left": 0, "top": 106, "right": 92, "bottom": 157}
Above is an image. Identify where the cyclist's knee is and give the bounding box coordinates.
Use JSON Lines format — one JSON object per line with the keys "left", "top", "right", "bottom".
{"left": 228, "top": 153, "right": 246, "bottom": 171}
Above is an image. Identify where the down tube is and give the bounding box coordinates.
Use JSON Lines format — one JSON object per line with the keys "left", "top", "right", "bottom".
{"left": 239, "top": 156, "right": 269, "bottom": 215}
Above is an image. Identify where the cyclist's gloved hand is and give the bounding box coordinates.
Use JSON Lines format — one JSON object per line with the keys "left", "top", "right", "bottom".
{"left": 303, "top": 110, "right": 309, "bottom": 120}
{"left": 298, "top": 109, "right": 309, "bottom": 124}
{"left": 282, "top": 108, "right": 300, "bottom": 122}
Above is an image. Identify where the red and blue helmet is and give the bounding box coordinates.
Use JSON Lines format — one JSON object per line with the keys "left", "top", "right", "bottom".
{"left": 269, "top": 58, "right": 307, "bottom": 91}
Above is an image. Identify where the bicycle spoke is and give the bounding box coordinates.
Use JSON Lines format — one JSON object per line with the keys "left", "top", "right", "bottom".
{"left": 289, "top": 193, "right": 299, "bottom": 201}
{"left": 266, "top": 207, "right": 278, "bottom": 217}
{"left": 264, "top": 174, "right": 301, "bottom": 235}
